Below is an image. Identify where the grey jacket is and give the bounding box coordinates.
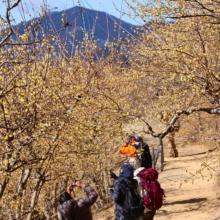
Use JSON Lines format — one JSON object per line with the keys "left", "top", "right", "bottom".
{"left": 58, "top": 185, "right": 98, "bottom": 220}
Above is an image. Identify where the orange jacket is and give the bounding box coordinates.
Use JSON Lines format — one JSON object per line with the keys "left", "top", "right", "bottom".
{"left": 119, "top": 140, "right": 138, "bottom": 158}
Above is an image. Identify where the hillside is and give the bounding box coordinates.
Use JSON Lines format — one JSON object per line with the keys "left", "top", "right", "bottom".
{"left": 14, "top": 6, "right": 137, "bottom": 51}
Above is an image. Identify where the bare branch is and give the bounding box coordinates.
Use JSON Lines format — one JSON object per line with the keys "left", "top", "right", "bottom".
{"left": 0, "top": 61, "right": 22, "bottom": 68}
{"left": 168, "top": 14, "right": 217, "bottom": 19}
{"left": 0, "top": 61, "right": 29, "bottom": 98}
{"left": 0, "top": 0, "right": 21, "bottom": 47}
{"left": 161, "top": 106, "right": 220, "bottom": 138}
{"left": 193, "top": 0, "right": 215, "bottom": 13}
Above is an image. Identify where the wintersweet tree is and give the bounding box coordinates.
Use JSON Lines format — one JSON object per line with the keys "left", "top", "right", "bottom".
{"left": 2, "top": 0, "right": 220, "bottom": 218}
{"left": 0, "top": 1, "right": 128, "bottom": 219}
{"left": 112, "top": 0, "right": 220, "bottom": 171}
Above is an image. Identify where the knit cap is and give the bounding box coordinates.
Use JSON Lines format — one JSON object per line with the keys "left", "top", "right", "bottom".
{"left": 119, "top": 161, "right": 134, "bottom": 179}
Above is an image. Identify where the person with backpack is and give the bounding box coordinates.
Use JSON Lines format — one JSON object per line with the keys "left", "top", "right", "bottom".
{"left": 119, "top": 133, "right": 152, "bottom": 169}
{"left": 134, "top": 168, "right": 165, "bottom": 220}
{"left": 57, "top": 181, "right": 98, "bottom": 220}
{"left": 110, "top": 162, "right": 145, "bottom": 220}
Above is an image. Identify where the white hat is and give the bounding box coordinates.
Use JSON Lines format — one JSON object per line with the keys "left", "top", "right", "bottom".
{"left": 134, "top": 167, "right": 145, "bottom": 177}
{"left": 134, "top": 133, "right": 143, "bottom": 141}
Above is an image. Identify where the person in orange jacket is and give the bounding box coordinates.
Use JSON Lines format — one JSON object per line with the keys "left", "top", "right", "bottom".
{"left": 120, "top": 134, "right": 148, "bottom": 170}
{"left": 119, "top": 136, "right": 140, "bottom": 158}
{"left": 110, "top": 134, "right": 143, "bottom": 181}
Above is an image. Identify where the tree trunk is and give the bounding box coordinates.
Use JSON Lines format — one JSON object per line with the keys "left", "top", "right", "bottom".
{"left": 158, "top": 138, "right": 164, "bottom": 172}
{"left": 26, "top": 173, "right": 44, "bottom": 220}
{"left": 151, "top": 147, "right": 155, "bottom": 168}
{"left": 16, "top": 167, "right": 31, "bottom": 219}
{"left": 215, "top": 116, "right": 219, "bottom": 148}
{"left": 103, "top": 168, "right": 109, "bottom": 204}
{"left": 53, "top": 182, "right": 58, "bottom": 220}
{"left": 0, "top": 177, "right": 9, "bottom": 199}
{"left": 92, "top": 177, "right": 104, "bottom": 207}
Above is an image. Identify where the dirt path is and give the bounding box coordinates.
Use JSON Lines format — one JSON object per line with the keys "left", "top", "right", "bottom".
{"left": 94, "top": 144, "right": 220, "bottom": 220}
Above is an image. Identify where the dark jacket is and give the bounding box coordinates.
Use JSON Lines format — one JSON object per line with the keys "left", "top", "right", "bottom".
{"left": 134, "top": 142, "right": 152, "bottom": 169}
{"left": 58, "top": 185, "right": 98, "bottom": 220}
{"left": 110, "top": 177, "right": 138, "bottom": 220}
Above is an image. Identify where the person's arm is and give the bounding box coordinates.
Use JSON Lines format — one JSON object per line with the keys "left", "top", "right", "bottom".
{"left": 120, "top": 143, "right": 128, "bottom": 149}
{"left": 119, "top": 144, "right": 137, "bottom": 157}
{"left": 82, "top": 184, "right": 98, "bottom": 206}
{"left": 67, "top": 184, "right": 75, "bottom": 195}
{"left": 110, "top": 179, "right": 121, "bottom": 203}
{"left": 110, "top": 170, "right": 118, "bottom": 179}
{"left": 73, "top": 182, "right": 98, "bottom": 207}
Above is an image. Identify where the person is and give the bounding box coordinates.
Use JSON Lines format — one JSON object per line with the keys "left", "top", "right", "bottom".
{"left": 57, "top": 181, "right": 98, "bottom": 220}
{"left": 138, "top": 140, "right": 152, "bottom": 169}
{"left": 119, "top": 134, "right": 142, "bottom": 170}
{"left": 119, "top": 133, "right": 152, "bottom": 169}
{"left": 167, "top": 126, "right": 179, "bottom": 157}
{"left": 134, "top": 168, "right": 156, "bottom": 220}
{"left": 119, "top": 134, "right": 140, "bottom": 158}
{"left": 110, "top": 162, "right": 142, "bottom": 220}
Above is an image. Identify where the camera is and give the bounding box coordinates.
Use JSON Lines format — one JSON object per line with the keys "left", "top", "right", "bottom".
{"left": 72, "top": 180, "right": 77, "bottom": 186}
{"left": 126, "top": 133, "right": 133, "bottom": 138}
{"left": 126, "top": 133, "right": 134, "bottom": 144}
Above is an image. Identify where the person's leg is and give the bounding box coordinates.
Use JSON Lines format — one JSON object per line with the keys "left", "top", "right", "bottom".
{"left": 142, "top": 210, "right": 156, "bottom": 220}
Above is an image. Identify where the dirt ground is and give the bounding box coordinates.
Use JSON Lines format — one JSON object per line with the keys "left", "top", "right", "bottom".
{"left": 94, "top": 144, "right": 220, "bottom": 220}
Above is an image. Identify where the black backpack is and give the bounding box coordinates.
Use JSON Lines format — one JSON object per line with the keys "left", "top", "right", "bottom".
{"left": 120, "top": 179, "right": 145, "bottom": 219}
{"left": 134, "top": 142, "right": 152, "bottom": 169}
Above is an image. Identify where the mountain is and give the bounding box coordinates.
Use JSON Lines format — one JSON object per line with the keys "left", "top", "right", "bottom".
{"left": 15, "top": 6, "right": 137, "bottom": 53}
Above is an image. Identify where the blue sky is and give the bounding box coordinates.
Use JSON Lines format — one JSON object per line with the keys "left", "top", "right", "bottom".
{"left": 0, "top": 0, "right": 144, "bottom": 25}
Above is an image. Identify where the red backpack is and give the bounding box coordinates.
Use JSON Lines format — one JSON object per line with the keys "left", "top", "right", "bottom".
{"left": 138, "top": 168, "right": 165, "bottom": 210}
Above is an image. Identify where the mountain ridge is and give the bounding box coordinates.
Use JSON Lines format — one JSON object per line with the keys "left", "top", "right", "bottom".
{"left": 15, "top": 6, "right": 138, "bottom": 51}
